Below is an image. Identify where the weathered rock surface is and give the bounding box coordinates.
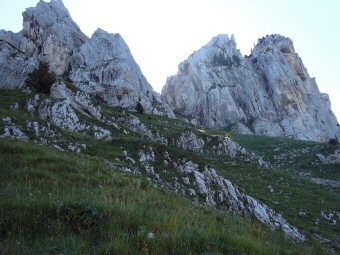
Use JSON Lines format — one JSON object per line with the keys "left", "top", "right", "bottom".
{"left": 0, "top": 0, "right": 87, "bottom": 76}
{"left": 70, "top": 28, "right": 174, "bottom": 117}
{"left": 310, "top": 178, "right": 340, "bottom": 188}
{"left": 162, "top": 34, "right": 340, "bottom": 142}
{"left": 316, "top": 150, "right": 340, "bottom": 164}
{"left": 50, "top": 82, "right": 102, "bottom": 119}
{"left": 1, "top": 117, "right": 29, "bottom": 140}
{"left": 174, "top": 131, "right": 271, "bottom": 168}
{"left": 21, "top": 0, "right": 88, "bottom": 75}
{"left": 176, "top": 130, "right": 205, "bottom": 152}
{"left": 130, "top": 150, "right": 304, "bottom": 240}
{"left": 0, "top": 0, "right": 174, "bottom": 117}
{"left": 0, "top": 40, "right": 37, "bottom": 89}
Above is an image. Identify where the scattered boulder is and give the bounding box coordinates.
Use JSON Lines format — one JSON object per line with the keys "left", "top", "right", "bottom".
{"left": 176, "top": 130, "right": 205, "bottom": 152}
{"left": 316, "top": 150, "right": 340, "bottom": 164}
{"left": 1, "top": 117, "right": 29, "bottom": 141}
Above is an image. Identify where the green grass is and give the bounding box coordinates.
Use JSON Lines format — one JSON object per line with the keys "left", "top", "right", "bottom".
{"left": 0, "top": 139, "right": 330, "bottom": 254}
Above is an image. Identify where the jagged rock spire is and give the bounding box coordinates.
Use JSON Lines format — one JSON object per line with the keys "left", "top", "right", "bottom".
{"left": 162, "top": 34, "right": 340, "bottom": 142}
{"left": 0, "top": 0, "right": 175, "bottom": 117}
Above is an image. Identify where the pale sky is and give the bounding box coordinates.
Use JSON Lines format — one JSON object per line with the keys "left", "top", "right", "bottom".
{"left": 1, "top": 0, "right": 339, "bottom": 120}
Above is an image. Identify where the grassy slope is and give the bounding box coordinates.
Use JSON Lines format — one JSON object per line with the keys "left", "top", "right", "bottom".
{"left": 0, "top": 140, "right": 328, "bottom": 255}
{"left": 135, "top": 110, "right": 340, "bottom": 249}
{"left": 0, "top": 89, "right": 339, "bottom": 254}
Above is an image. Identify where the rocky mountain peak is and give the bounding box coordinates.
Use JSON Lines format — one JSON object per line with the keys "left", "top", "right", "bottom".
{"left": 186, "top": 34, "right": 241, "bottom": 67}
{"left": 20, "top": 0, "right": 88, "bottom": 75}
{"left": 162, "top": 34, "right": 340, "bottom": 142}
{"left": 23, "top": 0, "right": 72, "bottom": 25}
{"left": 0, "top": 0, "right": 174, "bottom": 117}
{"left": 73, "top": 28, "right": 130, "bottom": 67}
{"left": 253, "top": 34, "right": 294, "bottom": 53}
{"left": 208, "top": 34, "right": 236, "bottom": 48}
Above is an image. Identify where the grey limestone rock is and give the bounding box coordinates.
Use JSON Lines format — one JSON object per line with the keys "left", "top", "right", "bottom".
{"left": 1, "top": 117, "right": 29, "bottom": 141}
{"left": 50, "top": 82, "right": 102, "bottom": 119}
{"left": 70, "top": 28, "right": 175, "bottom": 118}
{"left": 162, "top": 34, "right": 340, "bottom": 142}
{"left": 316, "top": 150, "right": 340, "bottom": 164}
{"left": 39, "top": 98, "right": 86, "bottom": 132}
{"left": 135, "top": 153, "right": 303, "bottom": 240}
{"left": 0, "top": 0, "right": 174, "bottom": 119}
{"left": 20, "top": 0, "right": 88, "bottom": 75}
{"left": 0, "top": 40, "right": 37, "bottom": 89}
{"left": 0, "top": 0, "right": 86, "bottom": 85}
{"left": 176, "top": 130, "right": 205, "bottom": 152}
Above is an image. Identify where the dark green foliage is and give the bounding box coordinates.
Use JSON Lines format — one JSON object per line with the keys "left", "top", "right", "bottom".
{"left": 136, "top": 102, "right": 144, "bottom": 114}
{"left": 63, "top": 78, "right": 77, "bottom": 93}
{"left": 212, "top": 54, "right": 241, "bottom": 67}
{"left": 26, "top": 62, "right": 56, "bottom": 94}
{"left": 212, "top": 54, "right": 232, "bottom": 67}
{"left": 328, "top": 138, "right": 338, "bottom": 146}
{"left": 59, "top": 202, "right": 100, "bottom": 231}
{"left": 232, "top": 55, "right": 241, "bottom": 66}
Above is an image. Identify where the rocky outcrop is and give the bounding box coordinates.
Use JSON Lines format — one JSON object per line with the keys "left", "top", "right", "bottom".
{"left": 174, "top": 131, "right": 271, "bottom": 168}
{"left": 50, "top": 82, "right": 102, "bottom": 119}
{"left": 0, "top": 0, "right": 87, "bottom": 76}
{"left": 25, "top": 82, "right": 111, "bottom": 139}
{"left": 70, "top": 29, "right": 175, "bottom": 117}
{"left": 20, "top": 0, "right": 88, "bottom": 75}
{"left": 1, "top": 117, "right": 29, "bottom": 140}
{"left": 130, "top": 150, "right": 304, "bottom": 240}
{"left": 176, "top": 130, "right": 205, "bottom": 152}
{"left": 162, "top": 34, "right": 340, "bottom": 142}
{"left": 0, "top": 40, "right": 37, "bottom": 89}
{"left": 310, "top": 178, "right": 340, "bottom": 188}
{"left": 0, "top": 0, "right": 174, "bottom": 118}
{"left": 316, "top": 150, "right": 340, "bottom": 164}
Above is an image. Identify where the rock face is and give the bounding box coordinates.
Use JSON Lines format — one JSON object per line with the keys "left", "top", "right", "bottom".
{"left": 0, "top": 40, "right": 37, "bottom": 88}
{"left": 162, "top": 34, "right": 340, "bottom": 142}
{"left": 0, "top": 0, "right": 174, "bottom": 117}
{"left": 70, "top": 28, "right": 174, "bottom": 117}
{"left": 1, "top": 0, "right": 88, "bottom": 76}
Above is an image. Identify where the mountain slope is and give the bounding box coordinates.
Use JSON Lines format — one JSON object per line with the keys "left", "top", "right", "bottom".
{"left": 0, "top": 89, "right": 339, "bottom": 253}
{"left": 0, "top": 139, "right": 330, "bottom": 255}
{"left": 0, "top": 0, "right": 339, "bottom": 253}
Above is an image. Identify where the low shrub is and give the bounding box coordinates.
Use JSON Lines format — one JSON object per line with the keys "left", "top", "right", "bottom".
{"left": 26, "top": 62, "right": 56, "bottom": 94}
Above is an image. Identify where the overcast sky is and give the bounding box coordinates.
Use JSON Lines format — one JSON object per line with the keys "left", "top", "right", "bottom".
{"left": 1, "top": 0, "right": 339, "bottom": 120}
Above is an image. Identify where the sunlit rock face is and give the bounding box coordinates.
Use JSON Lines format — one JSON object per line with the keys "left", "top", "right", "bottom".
{"left": 5, "top": 0, "right": 88, "bottom": 76}
{"left": 0, "top": 0, "right": 174, "bottom": 117}
{"left": 70, "top": 29, "right": 175, "bottom": 117}
{"left": 0, "top": 40, "right": 38, "bottom": 89}
{"left": 162, "top": 34, "right": 340, "bottom": 142}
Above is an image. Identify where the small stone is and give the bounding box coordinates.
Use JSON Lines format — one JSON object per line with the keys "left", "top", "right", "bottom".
{"left": 147, "top": 232, "right": 155, "bottom": 240}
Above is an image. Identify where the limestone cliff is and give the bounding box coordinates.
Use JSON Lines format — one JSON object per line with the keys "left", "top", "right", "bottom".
{"left": 0, "top": 0, "right": 174, "bottom": 117}
{"left": 162, "top": 34, "right": 340, "bottom": 142}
